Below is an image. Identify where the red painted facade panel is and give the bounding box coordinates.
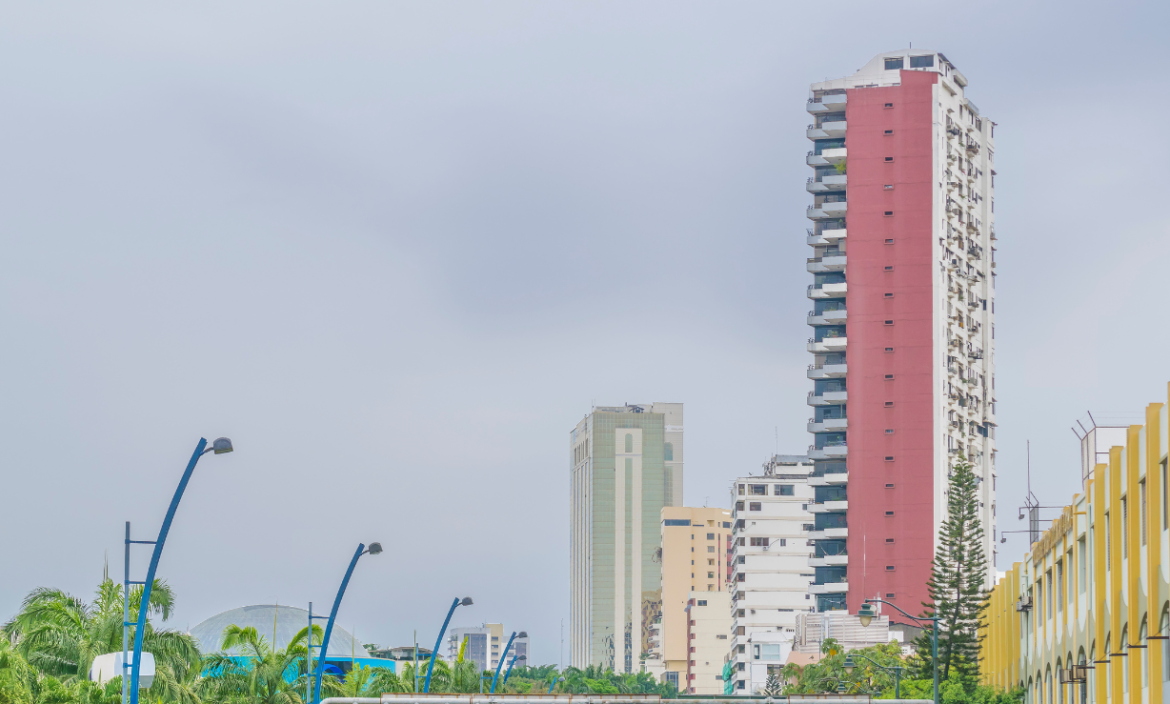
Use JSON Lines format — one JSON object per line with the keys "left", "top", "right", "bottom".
{"left": 844, "top": 71, "right": 937, "bottom": 616}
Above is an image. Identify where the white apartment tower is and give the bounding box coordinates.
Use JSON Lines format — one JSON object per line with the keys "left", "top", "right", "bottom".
{"left": 804, "top": 50, "right": 998, "bottom": 614}
{"left": 727, "top": 455, "right": 816, "bottom": 694}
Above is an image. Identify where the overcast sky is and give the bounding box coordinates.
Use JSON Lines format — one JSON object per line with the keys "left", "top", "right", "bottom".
{"left": 2, "top": 1, "right": 1168, "bottom": 668}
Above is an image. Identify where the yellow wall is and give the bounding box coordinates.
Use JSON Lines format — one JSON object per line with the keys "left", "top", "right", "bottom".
{"left": 660, "top": 506, "right": 732, "bottom": 674}
{"left": 981, "top": 386, "right": 1170, "bottom": 704}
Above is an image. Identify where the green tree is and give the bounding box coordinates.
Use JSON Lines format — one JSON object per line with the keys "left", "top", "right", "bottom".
{"left": 915, "top": 454, "right": 989, "bottom": 682}
{"left": 198, "top": 624, "right": 325, "bottom": 704}
{"left": 762, "top": 669, "right": 783, "bottom": 697}
{"left": 2, "top": 578, "right": 200, "bottom": 704}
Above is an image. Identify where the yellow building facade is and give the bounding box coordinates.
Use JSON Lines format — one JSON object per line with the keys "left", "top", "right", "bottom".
{"left": 983, "top": 388, "right": 1170, "bottom": 704}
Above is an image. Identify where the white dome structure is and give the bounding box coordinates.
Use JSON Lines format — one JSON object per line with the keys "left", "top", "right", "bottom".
{"left": 190, "top": 605, "right": 370, "bottom": 659}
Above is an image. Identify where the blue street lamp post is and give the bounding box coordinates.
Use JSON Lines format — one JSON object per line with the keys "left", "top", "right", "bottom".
{"left": 127, "top": 437, "right": 233, "bottom": 704}
{"left": 423, "top": 597, "right": 473, "bottom": 693}
{"left": 548, "top": 677, "right": 562, "bottom": 694}
{"left": 312, "top": 542, "right": 383, "bottom": 704}
{"left": 489, "top": 631, "right": 526, "bottom": 694}
{"left": 859, "top": 600, "right": 939, "bottom": 704}
{"left": 502, "top": 654, "right": 525, "bottom": 687}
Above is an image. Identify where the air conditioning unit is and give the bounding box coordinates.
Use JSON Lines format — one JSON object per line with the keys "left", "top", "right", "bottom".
{"left": 1016, "top": 596, "right": 1033, "bottom": 612}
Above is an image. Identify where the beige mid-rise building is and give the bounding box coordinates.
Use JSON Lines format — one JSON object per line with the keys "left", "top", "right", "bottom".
{"left": 654, "top": 506, "right": 733, "bottom": 689}
{"left": 687, "top": 591, "right": 732, "bottom": 694}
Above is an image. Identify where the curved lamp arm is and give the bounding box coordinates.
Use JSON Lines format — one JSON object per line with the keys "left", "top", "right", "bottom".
{"left": 489, "top": 632, "right": 517, "bottom": 694}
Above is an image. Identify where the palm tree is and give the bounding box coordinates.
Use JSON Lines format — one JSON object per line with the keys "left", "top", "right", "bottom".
{"left": 2, "top": 577, "right": 200, "bottom": 700}
{"left": 198, "top": 624, "right": 329, "bottom": 704}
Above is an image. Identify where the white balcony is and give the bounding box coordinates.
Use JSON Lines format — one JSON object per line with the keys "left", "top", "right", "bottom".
{"left": 807, "top": 417, "right": 847, "bottom": 433}
{"left": 807, "top": 337, "right": 847, "bottom": 354}
{"left": 807, "top": 362, "right": 847, "bottom": 379}
{"left": 806, "top": 527, "right": 848, "bottom": 541}
{"left": 808, "top": 500, "right": 848, "bottom": 513}
{"left": 806, "top": 201, "right": 847, "bottom": 220}
{"left": 807, "top": 93, "right": 847, "bottom": 114}
{"left": 807, "top": 254, "right": 846, "bottom": 273}
{"left": 807, "top": 472, "right": 848, "bottom": 486}
{"left": 807, "top": 120, "right": 847, "bottom": 140}
{"left": 806, "top": 174, "right": 847, "bottom": 193}
{"left": 807, "top": 227, "right": 847, "bottom": 246}
{"left": 807, "top": 308, "right": 846, "bottom": 326}
{"left": 808, "top": 444, "right": 848, "bottom": 460}
{"left": 808, "top": 554, "right": 849, "bottom": 567}
{"left": 806, "top": 148, "right": 847, "bottom": 168}
{"left": 807, "top": 389, "right": 847, "bottom": 406}
{"left": 807, "top": 282, "right": 847, "bottom": 299}
{"left": 808, "top": 582, "right": 849, "bottom": 594}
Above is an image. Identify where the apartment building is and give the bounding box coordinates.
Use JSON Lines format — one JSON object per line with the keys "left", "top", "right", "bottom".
{"left": 804, "top": 50, "right": 998, "bottom": 615}
{"left": 446, "top": 623, "right": 526, "bottom": 673}
{"left": 727, "top": 455, "right": 816, "bottom": 694}
{"left": 570, "top": 403, "right": 684, "bottom": 671}
{"left": 650, "top": 506, "right": 733, "bottom": 689}
{"left": 686, "top": 592, "right": 732, "bottom": 694}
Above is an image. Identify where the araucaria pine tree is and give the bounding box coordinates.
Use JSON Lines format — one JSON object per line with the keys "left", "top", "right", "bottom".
{"left": 915, "top": 453, "right": 989, "bottom": 682}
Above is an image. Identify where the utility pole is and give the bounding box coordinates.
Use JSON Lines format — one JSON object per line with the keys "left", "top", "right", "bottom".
{"left": 413, "top": 630, "right": 418, "bottom": 693}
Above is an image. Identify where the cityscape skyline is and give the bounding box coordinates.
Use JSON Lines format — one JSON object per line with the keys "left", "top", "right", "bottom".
{"left": 1, "top": 1, "right": 1167, "bottom": 672}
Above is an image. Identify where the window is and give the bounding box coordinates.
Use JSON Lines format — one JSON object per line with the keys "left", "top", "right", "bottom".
{"left": 885, "top": 347, "right": 894, "bottom": 352}
{"left": 749, "top": 502, "right": 762, "bottom": 511}
{"left": 884, "top": 266, "right": 894, "bottom": 271}
{"left": 884, "top": 102, "right": 894, "bottom": 108}
{"left": 885, "top": 429, "right": 895, "bottom": 435}
{"left": 885, "top": 456, "right": 895, "bottom": 461}
{"left": 664, "top": 519, "right": 690, "bottom": 526}
{"left": 886, "top": 592, "right": 896, "bottom": 598}
{"left": 884, "top": 157, "right": 894, "bottom": 162}
{"left": 1141, "top": 480, "right": 1148, "bottom": 546}
{"left": 884, "top": 401, "right": 895, "bottom": 407}
{"left": 909, "top": 55, "right": 934, "bottom": 68}
{"left": 884, "top": 211, "right": 894, "bottom": 216}
{"left": 707, "top": 545, "right": 715, "bottom": 553}
{"left": 803, "top": 523, "right": 815, "bottom": 531}
{"left": 884, "top": 292, "right": 894, "bottom": 297}
{"left": 738, "top": 484, "right": 745, "bottom": 495}
{"left": 664, "top": 442, "right": 674, "bottom": 461}
{"left": 737, "top": 574, "right": 745, "bottom": 583}
{"left": 884, "top": 319, "right": 894, "bottom": 325}
{"left": 777, "top": 485, "right": 795, "bottom": 496}
{"left": 885, "top": 483, "right": 895, "bottom": 489}
{"left": 779, "top": 538, "right": 787, "bottom": 547}
{"left": 735, "top": 501, "right": 743, "bottom": 511}
{"left": 723, "top": 521, "right": 731, "bottom": 528}
{"left": 884, "top": 129, "right": 893, "bottom": 135}
{"left": 624, "top": 433, "right": 633, "bottom": 453}
{"left": 884, "top": 57, "right": 904, "bottom": 70}
{"left": 738, "top": 555, "right": 745, "bottom": 564}
{"left": 885, "top": 511, "right": 895, "bottom": 516}
{"left": 707, "top": 532, "right": 715, "bottom": 540}
{"left": 750, "top": 537, "right": 768, "bottom": 547}
{"left": 885, "top": 565, "right": 896, "bottom": 571}
{"left": 707, "top": 571, "right": 715, "bottom": 578}
{"left": 749, "top": 484, "right": 767, "bottom": 495}
{"left": 886, "top": 538, "right": 895, "bottom": 543}
{"left": 696, "top": 599, "right": 707, "bottom": 606}
{"left": 884, "top": 186, "right": 894, "bottom": 191}
{"left": 1122, "top": 498, "right": 1128, "bottom": 558}
{"left": 885, "top": 374, "right": 895, "bottom": 380}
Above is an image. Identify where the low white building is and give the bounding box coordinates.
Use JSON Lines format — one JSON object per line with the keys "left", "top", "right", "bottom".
{"left": 727, "top": 455, "right": 816, "bottom": 694}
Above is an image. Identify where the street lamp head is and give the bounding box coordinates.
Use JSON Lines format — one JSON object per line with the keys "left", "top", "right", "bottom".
{"left": 843, "top": 655, "right": 855, "bottom": 674}
{"left": 517, "top": 631, "right": 528, "bottom": 638}
{"left": 366, "top": 542, "right": 383, "bottom": 555}
{"left": 461, "top": 597, "right": 474, "bottom": 606}
{"left": 858, "top": 603, "right": 876, "bottom": 628}
{"left": 212, "top": 437, "right": 234, "bottom": 455}
{"left": 836, "top": 682, "right": 846, "bottom": 694}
